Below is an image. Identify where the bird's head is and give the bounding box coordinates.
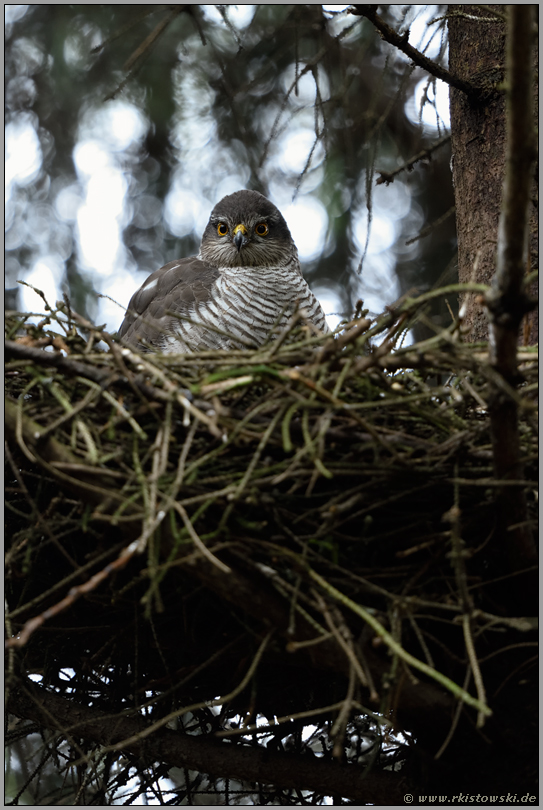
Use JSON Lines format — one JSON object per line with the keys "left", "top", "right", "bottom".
{"left": 199, "top": 190, "right": 298, "bottom": 268}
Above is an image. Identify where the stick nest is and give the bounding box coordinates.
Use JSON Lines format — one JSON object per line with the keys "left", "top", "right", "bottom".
{"left": 5, "top": 289, "right": 538, "bottom": 803}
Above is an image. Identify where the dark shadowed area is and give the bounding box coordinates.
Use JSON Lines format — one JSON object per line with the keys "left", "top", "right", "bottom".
{"left": 5, "top": 4, "right": 538, "bottom": 807}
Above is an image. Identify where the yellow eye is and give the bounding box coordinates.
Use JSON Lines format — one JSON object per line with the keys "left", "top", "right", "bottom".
{"left": 255, "top": 222, "right": 269, "bottom": 236}
{"left": 217, "top": 222, "right": 229, "bottom": 236}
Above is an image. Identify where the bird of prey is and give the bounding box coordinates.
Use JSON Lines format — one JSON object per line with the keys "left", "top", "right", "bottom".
{"left": 117, "top": 190, "right": 329, "bottom": 352}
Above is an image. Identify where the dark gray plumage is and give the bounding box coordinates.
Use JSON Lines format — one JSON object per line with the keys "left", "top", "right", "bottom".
{"left": 118, "top": 190, "right": 329, "bottom": 352}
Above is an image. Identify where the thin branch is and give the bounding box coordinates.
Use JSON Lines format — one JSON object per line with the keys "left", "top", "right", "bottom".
{"left": 445, "top": 492, "right": 487, "bottom": 729}
{"left": 6, "top": 537, "right": 148, "bottom": 649}
{"left": 350, "top": 6, "right": 480, "bottom": 97}
{"left": 216, "top": 700, "right": 355, "bottom": 738}
{"left": 377, "top": 134, "right": 451, "bottom": 186}
{"left": 434, "top": 666, "right": 472, "bottom": 760}
{"left": 485, "top": 5, "right": 537, "bottom": 573}
{"left": 405, "top": 205, "right": 456, "bottom": 245}
{"left": 5, "top": 397, "right": 140, "bottom": 508}
{"left": 173, "top": 502, "right": 231, "bottom": 574}
{"left": 6, "top": 539, "right": 126, "bottom": 622}
{"left": 5, "top": 339, "right": 222, "bottom": 437}
{"left": 122, "top": 6, "right": 183, "bottom": 73}
{"left": 106, "top": 632, "right": 273, "bottom": 750}
{"left": 487, "top": 6, "right": 537, "bottom": 334}
{"left": 90, "top": 7, "right": 166, "bottom": 54}
{"left": 6, "top": 681, "right": 409, "bottom": 804}
{"left": 5, "top": 338, "right": 116, "bottom": 386}
{"left": 447, "top": 7, "right": 508, "bottom": 24}
{"left": 316, "top": 593, "right": 369, "bottom": 690}
{"left": 308, "top": 567, "right": 492, "bottom": 719}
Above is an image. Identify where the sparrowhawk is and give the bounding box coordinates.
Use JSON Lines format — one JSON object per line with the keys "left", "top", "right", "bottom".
{"left": 117, "top": 190, "right": 329, "bottom": 352}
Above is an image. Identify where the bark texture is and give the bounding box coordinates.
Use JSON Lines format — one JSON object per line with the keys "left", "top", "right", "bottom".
{"left": 448, "top": 4, "right": 538, "bottom": 343}
{"left": 486, "top": 5, "right": 538, "bottom": 605}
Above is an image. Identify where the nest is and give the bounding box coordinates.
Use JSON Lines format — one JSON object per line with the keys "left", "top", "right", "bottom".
{"left": 5, "top": 289, "right": 538, "bottom": 805}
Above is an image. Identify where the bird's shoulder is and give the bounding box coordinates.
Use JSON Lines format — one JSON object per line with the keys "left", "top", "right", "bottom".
{"left": 117, "top": 256, "right": 219, "bottom": 344}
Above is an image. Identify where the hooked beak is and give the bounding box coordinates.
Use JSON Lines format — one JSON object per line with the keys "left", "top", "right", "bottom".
{"left": 232, "top": 223, "right": 249, "bottom": 252}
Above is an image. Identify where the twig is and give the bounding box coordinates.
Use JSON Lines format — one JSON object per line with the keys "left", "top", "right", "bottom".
{"left": 5, "top": 398, "right": 129, "bottom": 504}
{"left": 232, "top": 406, "right": 287, "bottom": 500}
{"left": 316, "top": 592, "right": 369, "bottom": 690}
{"left": 6, "top": 539, "right": 147, "bottom": 649}
{"left": 90, "top": 7, "right": 165, "bottom": 54}
{"left": 308, "top": 567, "right": 492, "bottom": 718}
{"left": 444, "top": 480, "right": 487, "bottom": 728}
{"left": 331, "top": 663, "right": 356, "bottom": 759}
{"left": 6, "top": 540, "right": 126, "bottom": 622}
{"left": 216, "top": 700, "right": 357, "bottom": 738}
{"left": 4, "top": 440, "right": 80, "bottom": 570}
{"left": 5, "top": 339, "right": 116, "bottom": 385}
{"left": 405, "top": 205, "right": 456, "bottom": 245}
{"left": 4, "top": 339, "right": 201, "bottom": 429}
{"left": 173, "top": 502, "right": 231, "bottom": 574}
{"left": 377, "top": 135, "right": 451, "bottom": 185}
{"left": 485, "top": 6, "right": 537, "bottom": 574}
{"left": 447, "top": 7, "right": 507, "bottom": 24}
{"left": 106, "top": 631, "right": 273, "bottom": 750}
{"left": 350, "top": 6, "right": 480, "bottom": 97}
{"left": 7, "top": 679, "right": 408, "bottom": 804}
{"left": 123, "top": 6, "right": 182, "bottom": 73}
{"left": 434, "top": 666, "right": 472, "bottom": 759}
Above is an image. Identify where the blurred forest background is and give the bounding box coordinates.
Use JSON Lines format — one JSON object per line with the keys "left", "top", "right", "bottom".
{"left": 5, "top": 5, "right": 539, "bottom": 806}
{"left": 5, "top": 3, "right": 456, "bottom": 338}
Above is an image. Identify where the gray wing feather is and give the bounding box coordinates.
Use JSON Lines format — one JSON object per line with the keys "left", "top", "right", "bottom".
{"left": 117, "top": 257, "right": 219, "bottom": 349}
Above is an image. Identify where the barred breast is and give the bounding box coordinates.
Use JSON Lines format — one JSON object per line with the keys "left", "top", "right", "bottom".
{"left": 161, "top": 260, "right": 329, "bottom": 353}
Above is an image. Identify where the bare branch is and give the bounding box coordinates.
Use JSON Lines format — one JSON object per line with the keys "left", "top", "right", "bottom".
{"left": 350, "top": 6, "right": 480, "bottom": 97}
{"left": 376, "top": 134, "right": 451, "bottom": 185}
{"left": 485, "top": 5, "right": 537, "bottom": 576}
{"left": 8, "top": 680, "right": 409, "bottom": 804}
{"left": 405, "top": 205, "right": 456, "bottom": 246}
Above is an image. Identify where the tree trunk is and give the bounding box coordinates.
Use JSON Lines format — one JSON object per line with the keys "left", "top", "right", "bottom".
{"left": 448, "top": 4, "right": 538, "bottom": 344}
